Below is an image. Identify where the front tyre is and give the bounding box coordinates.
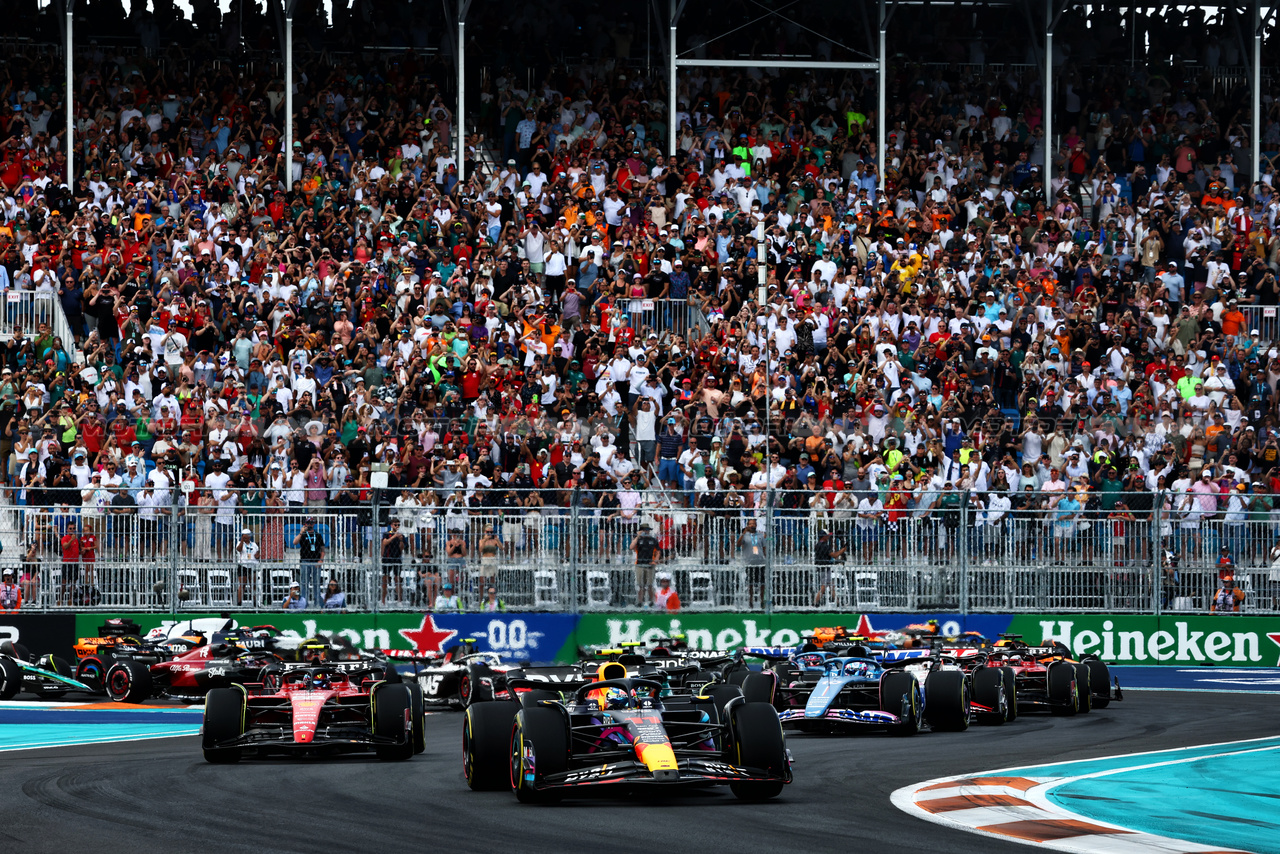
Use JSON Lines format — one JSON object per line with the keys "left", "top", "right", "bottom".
{"left": 464, "top": 701, "right": 518, "bottom": 790}
{"left": 1085, "top": 659, "right": 1112, "bottom": 708}
{"left": 105, "top": 660, "right": 153, "bottom": 704}
{"left": 728, "top": 701, "right": 788, "bottom": 801}
{"left": 0, "top": 657, "right": 22, "bottom": 700}
{"left": 511, "top": 707, "right": 567, "bottom": 804}
{"left": 372, "top": 683, "right": 415, "bottom": 761}
{"left": 202, "top": 688, "right": 245, "bottom": 763}
{"left": 923, "top": 670, "right": 970, "bottom": 732}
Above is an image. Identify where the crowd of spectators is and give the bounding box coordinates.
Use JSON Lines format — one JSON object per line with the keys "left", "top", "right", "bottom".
{"left": 3, "top": 7, "right": 1280, "bottom": 614}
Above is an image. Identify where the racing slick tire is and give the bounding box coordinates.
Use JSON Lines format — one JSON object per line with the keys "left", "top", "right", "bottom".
{"left": 105, "top": 660, "right": 153, "bottom": 704}
{"left": 1047, "top": 661, "right": 1079, "bottom": 716}
{"left": 1000, "top": 667, "right": 1019, "bottom": 722}
{"left": 519, "top": 689, "right": 560, "bottom": 709}
{"left": 202, "top": 687, "right": 245, "bottom": 764}
{"left": 0, "top": 656, "right": 21, "bottom": 700}
{"left": 923, "top": 670, "right": 971, "bottom": 732}
{"left": 1084, "top": 658, "right": 1112, "bottom": 709}
{"left": 697, "top": 683, "right": 744, "bottom": 724}
{"left": 36, "top": 656, "right": 74, "bottom": 698}
{"left": 727, "top": 702, "right": 788, "bottom": 802}
{"left": 464, "top": 701, "right": 519, "bottom": 791}
{"left": 969, "top": 667, "right": 1006, "bottom": 725}
{"left": 372, "top": 683, "right": 416, "bottom": 761}
{"left": 1072, "top": 663, "right": 1093, "bottom": 714}
{"left": 75, "top": 656, "right": 108, "bottom": 694}
{"left": 0, "top": 641, "right": 30, "bottom": 662}
{"left": 741, "top": 671, "right": 777, "bottom": 705}
{"left": 880, "top": 671, "right": 921, "bottom": 736}
{"left": 407, "top": 682, "right": 426, "bottom": 754}
{"left": 512, "top": 706, "right": 568, "bottom": 804}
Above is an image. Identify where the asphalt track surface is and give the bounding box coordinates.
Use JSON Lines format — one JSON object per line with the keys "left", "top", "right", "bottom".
{"left": 2, "top": 692, "right": 1276, "bottom": 854}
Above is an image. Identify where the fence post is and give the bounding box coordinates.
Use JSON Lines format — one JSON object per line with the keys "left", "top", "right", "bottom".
{"left": 169, "top": 492, "right": 180, "bottom": 614}
{"left": 371, "top": 489, "right": 381, "bottom": 614}
{"left": 1152, "top": 496, "right": 1162, "bottom": 617}
{"left": 958, "top": 492, "right": 969, "bottom": 616}
{"left": 763, "top": 487, "right": 773, "bottom": 615}
{"left": 569, "top": 485, "right": 580, "bottom": 611}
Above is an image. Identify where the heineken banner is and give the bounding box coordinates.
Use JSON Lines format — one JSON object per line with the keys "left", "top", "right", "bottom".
{"left": 75, "top": 613, "right": 581, "bottom": 663}
{"left": 71, "top": 612, "right": 1280, "bottom": 667}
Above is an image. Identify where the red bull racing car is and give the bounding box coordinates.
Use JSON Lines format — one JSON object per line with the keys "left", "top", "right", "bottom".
{"left": 462, "top": 659, "right": 792, "bottom": 802}
{"left": 201, "top": 662, "right": 426, "bottom": 763}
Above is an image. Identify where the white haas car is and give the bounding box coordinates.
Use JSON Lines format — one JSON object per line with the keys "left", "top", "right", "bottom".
{"left": 387, "top": 639, "right": 589, "bottom": 710}
{"left": 875, "top": 639, "right": 1014, "bottom": 726}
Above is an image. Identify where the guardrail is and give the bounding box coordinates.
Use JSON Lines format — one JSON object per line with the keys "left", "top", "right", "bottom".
{"left": 1, "top": 487, "right": 1275, "bottom": 615}
{"left": 0, "top": 291, "right": 83, "bottom": 364}
{"left": 1238, "top": 305, "right": 1280, "bottom": 344}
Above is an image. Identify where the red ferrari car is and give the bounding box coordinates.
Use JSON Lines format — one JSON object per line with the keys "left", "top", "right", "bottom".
{"left": 202, "top": 663, "right": 425, "bottom": 763}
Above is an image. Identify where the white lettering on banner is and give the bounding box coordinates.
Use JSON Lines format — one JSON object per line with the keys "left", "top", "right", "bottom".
{"left": 687, "top": 629, "right": 714, "bottom": 648}
{"left": 1234, "top": 633, "right": 1262, "bottom": 662}
{"left": 1074, "top": 630, "right": 1100, "bottom": 656}
{"left": 641, "top": 628, "right": 670, "bottom": 645}
{"left": 362, "top": 629, "right": 389, "bottom": 649}
{"left": 940, "top": 620, "right": 961, "bottom": 637}
{"left": 1176, "top": 622, "right": 1205, "bottom": 661}
{"left": 772, "top": 629, "right": 800, "bottom": 647}
{"left": 488, "top": 621, "right": 506, "bottom": 649}
{"left": 715, "top": 628, "right": 743, "bottom": 649}
{"left": 1204, "top": 632, "right": 1232, "bottom": 662}
{"left": 744, "top": 620, "right": 771, "bottom": 647}
{"left": 1119, "top": 631, "right": 1147, "bottom": 661}
{"left": 1039, "top": 620, "right": 1074, "bottom": 648}
{"left": 0, "top": 626, "right": 17, "bottom": 644}
{"left": 606, "top": 620, "right": 643, "bottom": 646}
{"left": 1149, "top": 630, "right": 1176, "bottom": 661}
{"left": 486, "top": 619, "right": 541, "bottom": 652}
{"left": 1101, "top": 620, "right": 1116, "bottom": 660}
{"left": 508, "top": 621, "right": 527, "bottom": 650}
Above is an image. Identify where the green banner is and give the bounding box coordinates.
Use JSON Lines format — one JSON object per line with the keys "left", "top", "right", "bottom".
{"left": 1007, "top": 614, "right": 1280, "bottom": 667}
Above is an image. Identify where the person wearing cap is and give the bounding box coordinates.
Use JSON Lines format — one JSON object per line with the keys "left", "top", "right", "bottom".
{"left": 434, "top": 580, "right": 462, "bottom": 613}
{"left": 293, "top": 517, "right": 325, "bottom": 609}
{"left": 630, "top": 522, "right": 662, "bottom": 607}
{"left": 282, "top": 579, "right": 307, "bottom": 610}
{"left": 653, "top": 572, "right": 681, "bottom": 611}
{"left": 381, "top": 517, "right": 408, "bottom": 604}
{"left": 234, "top": 527, "right": 260, "bottom": 606}
{"left": 0, "top": 567, "right": 21, "bottom": 612}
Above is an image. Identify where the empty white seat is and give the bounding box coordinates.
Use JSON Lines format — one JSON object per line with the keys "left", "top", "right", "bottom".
{"left": 207, "top": 570, "right": 234, "bottom": 606}
{"left": 686, "top": 571, "right": 713, "bottom": 607}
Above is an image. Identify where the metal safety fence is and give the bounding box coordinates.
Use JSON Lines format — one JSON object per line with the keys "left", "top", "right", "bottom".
{"left": 1, "top": 488, "right": 1278, "bottom": 615}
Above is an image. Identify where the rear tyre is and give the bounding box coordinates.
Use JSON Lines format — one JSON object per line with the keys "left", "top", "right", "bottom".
{"left": 464, "top": 701, "right": 518, "bottom": 790}
{"left": 741, "top": 671, "right": 777, "bottom": 704}
{"left": 372, "top": 683, "right": 415, "bottom": 761}
{"left": 0, "top": 657, "right": 22, "bottom": 700}
{"left": 728, "top": 701, "right": 788, "bottom": 801}
{"left": 924, "top": 670, "right": 970, "bottom": 732}
{"left": 1000, "top": 667, "right": 1018, "bottom": 722}
{"left": 512, "top": 706, "right": 568, "bottom": 804}
{"left": 698, "top": 683, "right": 744, "bottom": 723}
{"left": 202, "top": 688, "right": 245, "bottom": 763}
{"left": 406, "top": 682, "right": 426, "bottom": 754}
{"left": 0, "top": 641, "right": 30, "bottom": 662}
{"left": 105, "top": 660, "right": 153, "bottom": 704}
{"left": 1047, "top": 662, "right": 1079, "bottom": 716}
{"left": 518, "top": 689, "right": 560, "bottom": 709}
{"left": 75, "top": 656, "right": 107, "bottom": 693}
{"left": 880, "top": 671, "right": 921, "bottom": 736}
{"left": 1072, "top": 663, "right": 1092, "bottom": 714}
{"left": 1085, "top": 659, "right": 1111, "bottom": 709}
{"left": 970, "top": 667, "right": 1006, "bottom": 725}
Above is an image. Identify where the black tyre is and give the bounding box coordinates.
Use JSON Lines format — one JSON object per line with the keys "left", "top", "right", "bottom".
{"left": 1000, "top": 667, "right": 1019, "bottom": 722}
{"left": 724, "top": 666, "right": 751, "bottom": 687}
{"left": 202, "top": 688, "right": 245, "bottom": 763}
{"left": 924, "top": 670, "right": 970, "bottom": 732}
{"left": 1072, "top": 663, "right": 1092, "bottom": 714}
{"left": 75, "top": 656, "right": 107, "bottom": 694}
{"left": 698, "top": 683, "right": 744, "bottom": 722}
{"left": 464, "top": 701, "right": 518, "bottom": 791}
{"left": 458, "top": 671, "right": 474, "bottom": 708}
{"left": 728, "top": 702, "right": 788, "bottom": 801}
{"left": 0, "top": 641, "right": 30, "bottom": 662}
{"left": 970, "top": 667, "right": 1006, "bottom": 725}
{"left": 880, "top": 671, "right": 921, "bottom": 736}
{"left": 105, "top": 660, "right": 153, "bottom": 704}
{"left": 406, "top": 682, "right": 426, "bottom": 754}
{"left": 0, "top": 656, "right": 21, "bottom": 700}
{"left": 1047, "top": 662, "right": 1079, "bottom": 716}
{"left": 519, "top": 689, "right": 560, "bottom": 709}
{"left": 741, "top": 671, "right": 777, "bottom": 704}
{"left": 512, "top": 706, "right": 568, "bottom": 804}
{"left": 1085, "top": 659, "right": 1111, "bottom": 709}
{"left": 372, "top": 683, "right": 415, "bottom": 761}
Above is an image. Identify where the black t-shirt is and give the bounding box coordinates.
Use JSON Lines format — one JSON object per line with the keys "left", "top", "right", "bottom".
{"left": 634, "top": 533, "right": 659, "bottom": 564}
{"left": 299, "top": 528, "right": 323, "bottom": 560}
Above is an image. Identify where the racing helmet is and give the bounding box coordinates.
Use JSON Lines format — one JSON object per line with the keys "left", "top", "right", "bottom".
{"left": 309, "top": 672, "right": 331, "bottom": 690}
{"left": 603, "top": 687, "right": 630, "bottom": 709}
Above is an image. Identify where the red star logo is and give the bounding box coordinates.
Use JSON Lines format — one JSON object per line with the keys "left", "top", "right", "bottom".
{"left": 851, "top": 614, "right": 884, "bottom": 639}
{"left": 399, "top": 614, "right": 458, "bottom": 653}
{"left": 1267, "top": 632, "right": 1280, "bottom": 666}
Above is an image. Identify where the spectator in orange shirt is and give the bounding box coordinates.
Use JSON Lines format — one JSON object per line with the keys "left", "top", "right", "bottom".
{"left": 1220, "top": 299, "right": 1246, "bottom": 337}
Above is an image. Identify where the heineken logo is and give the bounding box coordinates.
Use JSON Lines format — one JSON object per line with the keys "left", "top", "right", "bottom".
{"left": 1040, "top": 620, "right": 1278, "bottom": 665}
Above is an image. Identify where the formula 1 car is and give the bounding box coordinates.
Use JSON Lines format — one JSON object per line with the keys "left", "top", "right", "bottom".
{"left": 0, "top": 641, "right": 94, "bottom": 700}
{"left": 939, "top": 636, "right": 1120, "bottom": 716}
{"left": 462, "top": 660, "right": 792, "bottom": 802}
{"left": 201, "top": 663, "right": 426, "bottom": 762}
{"left": 92, "top": 622, "right": 287, "bottom": 704}
{"left": 390, "top": 638, "right": 589, "bottom": 710}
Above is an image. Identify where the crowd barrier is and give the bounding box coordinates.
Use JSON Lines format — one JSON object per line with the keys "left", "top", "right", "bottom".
{"left": 2, "top": 611, "right": 1275, "bottom": 669}
{"left": 2, "top": 488, "right": 1277, "bottom": 616}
